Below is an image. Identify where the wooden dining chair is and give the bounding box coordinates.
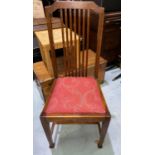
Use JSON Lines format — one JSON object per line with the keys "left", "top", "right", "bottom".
{"left": 40, "top": 1, "right": 111, "bottom": 148}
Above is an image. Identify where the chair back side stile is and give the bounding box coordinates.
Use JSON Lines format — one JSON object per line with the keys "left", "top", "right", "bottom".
{"left": 45, "top": 1, "right": 104, "bottom": 79}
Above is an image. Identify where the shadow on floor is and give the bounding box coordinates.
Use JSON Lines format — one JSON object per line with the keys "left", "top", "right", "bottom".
{"left": 51, "top": 125, "right": 114, "bottom": 155}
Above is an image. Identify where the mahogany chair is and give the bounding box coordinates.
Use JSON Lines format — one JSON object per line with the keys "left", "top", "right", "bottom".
{"left": 40, "top": 1, "right": 111, "bottom": 148}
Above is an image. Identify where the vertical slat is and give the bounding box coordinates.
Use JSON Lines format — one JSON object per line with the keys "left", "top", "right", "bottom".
{"left": 85, "top": 9, "right": 90, "bottom": 76}
{"left": 64, "top": 9, "right": 70, "bottom": 76}
{"left": 78, "top": 9, "right": 81, "bottom": 76}
{"left": 60, "top": 9, "right": 67, "bottom": 76}
{"left": 73, "top": 9, "right": 77, "bottom": 76}
{"left": 82, "top": 9, "right": 85, "bottom": 76}
{"left": 69, "top": 9, "right": 74, "bottom": 76}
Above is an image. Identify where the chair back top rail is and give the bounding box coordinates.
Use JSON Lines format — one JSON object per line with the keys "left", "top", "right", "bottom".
{"left": 45, "top": 1, "right": 104, "bottom": 14}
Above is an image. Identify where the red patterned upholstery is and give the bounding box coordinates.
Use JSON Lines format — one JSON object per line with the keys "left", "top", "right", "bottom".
{"left": 43, "top": 77, "right": 106, "bottom": 115}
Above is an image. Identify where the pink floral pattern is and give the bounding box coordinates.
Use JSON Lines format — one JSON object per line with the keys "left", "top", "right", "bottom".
{"left": 44, "top": 77, "right": 106, "bottom": 114}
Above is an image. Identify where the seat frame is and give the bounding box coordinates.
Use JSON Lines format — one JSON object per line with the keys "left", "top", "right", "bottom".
{"left": 40, "top": 1, "right": 111, "bottom": 148}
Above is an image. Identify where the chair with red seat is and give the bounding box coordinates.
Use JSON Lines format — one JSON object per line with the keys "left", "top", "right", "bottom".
{"left": 40, "top": 1, "right": 111, "bottom": 148}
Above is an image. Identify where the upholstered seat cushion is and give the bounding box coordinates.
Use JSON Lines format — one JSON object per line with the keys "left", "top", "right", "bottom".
{"left": 43, "top": 77, "right": 107, "bottom": 115}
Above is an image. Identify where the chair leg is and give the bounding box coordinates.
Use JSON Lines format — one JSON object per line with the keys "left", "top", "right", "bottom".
{"left": 98, "top": 118, "right": 110, "bottom": 148}
{"left": 40, "top": 117, "right": 55, "bottom": 148}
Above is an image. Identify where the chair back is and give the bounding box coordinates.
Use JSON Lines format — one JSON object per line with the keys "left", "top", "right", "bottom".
{"left": 45, "top": 1, "right": 104, "bottom": 78}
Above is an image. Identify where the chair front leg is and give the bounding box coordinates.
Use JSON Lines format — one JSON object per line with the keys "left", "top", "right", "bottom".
{"left": 98, "top": 117, "right": 110, "bottom": 148}
{"left": 40, "top": 117, "right": 55, "bottom": 148}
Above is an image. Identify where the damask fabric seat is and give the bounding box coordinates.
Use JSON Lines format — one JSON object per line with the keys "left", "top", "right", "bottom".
{"left": 43, "top": 77, "right": 107, "bottom": 115}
